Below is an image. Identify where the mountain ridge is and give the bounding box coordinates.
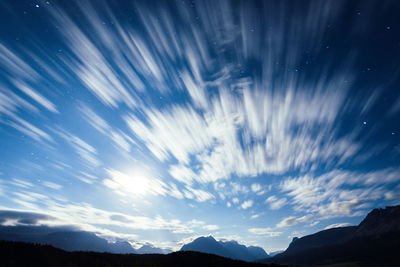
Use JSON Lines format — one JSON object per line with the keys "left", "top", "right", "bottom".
{"left": 0, "top": 225, "right": 170, "bottom": 254}
{"left": 180, "top": 235, "right": 269, "bottom": 262}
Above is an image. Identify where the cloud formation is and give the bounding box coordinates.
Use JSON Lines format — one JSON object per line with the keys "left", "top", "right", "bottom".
{"left": 280, "top": 168, "right": 400, "bottom": 218}
{"left": 277, "top": 215, "right": 313, "bottom": 228}
{"left": 0, "top": 210, "right": 54, "bottom": 226}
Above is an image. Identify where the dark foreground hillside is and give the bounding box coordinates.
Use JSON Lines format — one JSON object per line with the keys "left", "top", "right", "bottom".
{"left": 0, "top": 240, "right": 283, "bottom": 267}
{"left": 265, "top": 231, "right": 400, "bottom": 267}
{"left": 262, "top": 205, "right": 400, "bottom": 267}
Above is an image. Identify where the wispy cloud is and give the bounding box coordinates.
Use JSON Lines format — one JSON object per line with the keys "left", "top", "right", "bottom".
{"left": 324, "top": 223, "right": 353, "bottom": 230}
{"left": 79, "top": 104, "right": 132, "bottom": 152}
{"left": 76, "top": 172, "right": 97, "bottom": 184}
{"left": 280, "top": 168, "right": 400, "bottom": 219}
{"left": 277, "top": 215, "right": 313, "bottom": 228}
{"left": 203, "top": 224, "right": 219, "bottom": 231}
{"left": 9, "top": 117, "right": 54, "bottom": 143}
{"left": 10, "top": 179, "right": 33, "bottom": 189}
{"left": 12, "top": 80, "right": 58, "bottom": 113}
{"left": 388, "top": 96, "right": 400, "bottom": 116}
{"left": 251, "top": 183, "right": 262, "bottom": 193}
{"left": 183, "top": 186, "right": 215, "bottom": 203}
{"left": 0, "top": 44, "right": 58, "bottom": 145}
{"left": 276, "top": 216, "right": 298, "bottom": 228}
{"left": 42, "top": 181, "right": 63, "bottom": 190}
{"left": 0, "top": 89, "right": 38, "bottom": 118}
{"left": 125, "top": 106, "right": 213, "bottom": 165}
{"left": 250, "top": 215, "right": 258, "bottom": 220}
{"left": 265, "top": 196, "right": 287, "bottom": 210}
{"left": 55, "top": 129, "right": 101, "bottom": 168}
{"left": 47, "top": 3, "right": 139, "bottom": 108}
{"left": 0, "top": 44, "right": 39, "bottom": 82}
{"left": 2, "top": 196, "right": 220, "bottom": 244}
{"left": 122, "top": 80, "right": 367, "bottom": 196}
{"left": 248, "top": 227, "right": 282, "bottom": 237}
{"left": 241, "top": 200, "right": 253, "bottom": 210}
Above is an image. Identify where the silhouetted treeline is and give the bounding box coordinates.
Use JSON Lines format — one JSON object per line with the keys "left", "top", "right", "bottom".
{"left": 0, "top": 240, "right": 283, "bottom": 267}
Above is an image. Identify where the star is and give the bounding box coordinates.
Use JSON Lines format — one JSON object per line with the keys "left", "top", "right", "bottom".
{"left": 35, "top": 4, "right": 40, "bottom": 8}
{"left": 386, "top": 26, "right": 391, "bottom": 30}
{"left": 363, "top": 121, "right": 367, "bottom": 125}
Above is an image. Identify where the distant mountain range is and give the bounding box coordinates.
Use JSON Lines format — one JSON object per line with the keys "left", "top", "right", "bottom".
{"left": 1, "top": 205, "right": 399, "bottom": 266}
{"left": 268, "top": 250, "right": 284, "bottom": 257}
{"left": 180, "top": 235, "right": 269, "bottom": 262}
{"left": 263, "top": 205, "right": 400, "bottom": 266}
{"left": 0, "top": 225, "right": 171, "bottom": 254}
{"left": 136, "top": 244, "right": 173, "bottom": 254}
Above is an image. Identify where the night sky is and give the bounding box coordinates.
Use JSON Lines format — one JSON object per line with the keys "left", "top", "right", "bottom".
{"left": 0, "top": 0, "right": 399, "bottom": 252}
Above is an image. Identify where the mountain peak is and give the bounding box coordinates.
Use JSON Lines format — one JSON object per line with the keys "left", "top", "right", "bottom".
{"left": 205, "top": 235, "right": 216, "bottom": 241}
{"left": 355, "top": 205, "right": 400, "bottom": 237}
{"left": 136, "top": 244, "right": 172, "bottom": 254}
{"left": 180, "top": 236, "right": 268, "bottom": 261}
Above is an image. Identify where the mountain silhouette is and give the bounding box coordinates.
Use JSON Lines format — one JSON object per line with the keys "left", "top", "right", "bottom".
{"left": 283, "top": 226, "right": 357, "bottom": 255}
{"left": 180, "top": 235, "right": 269, "bottom": 262}
{"left": 136, "top": 244, "right": 173, "bottom": 254}
{"left": 263, "top": 205, "right": 400, "bottom": 266}
{"left": 354, "top": 205, "right": 400, "bottom": 237}
{"left": 247, "top": 246, "right": 270, "bottom": 260}
{"left": 109, "top": 241, "right": 137, "bottom": 254}
{"left": 0, "top": 225, "right": 165, "bottom": 254}
{"left": 42, "top": 231, "right": 114, "bottom": 252}
{"left": 268, "top": 250, "right": 284, "bottom": 257}
{"left": 181, "top": 236, "right": 230, "bottom": 257}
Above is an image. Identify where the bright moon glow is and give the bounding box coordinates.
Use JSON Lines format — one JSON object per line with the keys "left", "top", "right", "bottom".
{"left": 105, "top": 169, "right": 151, "bottom": 196}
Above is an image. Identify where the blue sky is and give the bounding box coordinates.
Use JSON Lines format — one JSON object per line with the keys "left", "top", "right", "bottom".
{"left": 0, "top": 0, "right": 399, "bottom": 252}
